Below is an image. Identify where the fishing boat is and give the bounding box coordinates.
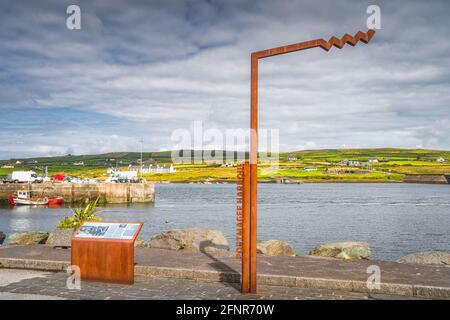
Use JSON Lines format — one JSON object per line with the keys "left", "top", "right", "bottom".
{"left": 8, "top": 190, "right": 64, "bottom": 206}
{"left": 47, "top": 197, "right": 64, "bottom": 205}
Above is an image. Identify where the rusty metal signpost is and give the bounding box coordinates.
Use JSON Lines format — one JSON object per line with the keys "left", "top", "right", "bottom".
{"left": 237, "top": 29, "right": 376, "bottom": 294}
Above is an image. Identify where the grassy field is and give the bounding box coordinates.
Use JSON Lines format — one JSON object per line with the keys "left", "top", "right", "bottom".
{"left": 143, "top": 166, "right": 236, "bottom": 182}
{"left": 1, "top": 148, "right": 449, "bottom": 183}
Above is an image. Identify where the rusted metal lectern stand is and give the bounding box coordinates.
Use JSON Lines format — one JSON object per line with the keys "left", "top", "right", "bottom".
{"left": 237, "top": 29, "right": 375, "bottom": 294}
{"left": 72, "top": 222, "right": 143, "bottom": 284}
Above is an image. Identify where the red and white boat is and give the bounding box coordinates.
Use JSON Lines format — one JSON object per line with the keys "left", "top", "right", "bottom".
{"left": 47, "top": 197, "right": 64, "bottom": 205}
{"left": 8, "top": 190, "right": 64, "bottom": 206}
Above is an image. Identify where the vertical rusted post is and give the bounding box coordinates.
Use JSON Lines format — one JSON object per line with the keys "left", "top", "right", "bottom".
{"left": 236, "top": 163, "right": 243, "bottom": 259}
{"left": 249, "top": 54, "right": 258, "bottom": 293}
{"left": 240, "top": 162, "right": 250, "bottom": 293}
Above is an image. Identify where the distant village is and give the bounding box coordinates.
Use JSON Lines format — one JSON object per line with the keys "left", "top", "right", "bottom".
{"left": 284, "top": 155, "right": 447, "bottom": 175}
{"left": 0, "top": 151, "right": 448, "bottom": 185}
{"left": 1, "top": 155, "right": 177, "bottom": 172}
{"left": 0, "top": 153, "right": 178, "bottom": 184}
{"left": 1, "top": 154, "right": 447, "bottom": 171}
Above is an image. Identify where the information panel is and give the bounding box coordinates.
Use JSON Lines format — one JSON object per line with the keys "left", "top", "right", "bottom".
{"left": 74, "top": 222, "right": 141, "bottom": 240}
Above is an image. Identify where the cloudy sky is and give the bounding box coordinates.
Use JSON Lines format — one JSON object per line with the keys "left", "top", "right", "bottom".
{"left": 1, "top": 0, "right": 449, "bottom": 159}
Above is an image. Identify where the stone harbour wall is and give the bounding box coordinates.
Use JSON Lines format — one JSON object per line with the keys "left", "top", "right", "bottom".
{"left": 403, "top": 174, "right": 449, "bottom": 184}
{"left": 0, "top": 182, "right": 155, "bottom": 204}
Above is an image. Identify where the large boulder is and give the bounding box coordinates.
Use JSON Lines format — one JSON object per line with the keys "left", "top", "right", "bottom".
{"left": 148, "top": 228, "right": 229, "bottom": 254}
{"left": 134, "top": 237, "right": 147, "bottom": 248}
{"left": 309, "top": 241, "right": 372, "bottom": 260}
{"left": 9, "top": 231, "right": 49, "bottom": 245}
{"left": 257, "top": 240, "right": 295, "bottom": 256}
{"left": 46, "top": 228, "right": 74, "bottom": 247}
{"left": 0, "top": 232, "right": 5, "bottom": 245}
{"left": 397, "top": 251, "right": 450, "bottom": 266}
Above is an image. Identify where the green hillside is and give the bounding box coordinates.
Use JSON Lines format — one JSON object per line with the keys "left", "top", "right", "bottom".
{"left": 1, "top": 148, "right": 449, "bottom": 182}
{"left": 282, "top": 148, "right": 450, "bottom": 162}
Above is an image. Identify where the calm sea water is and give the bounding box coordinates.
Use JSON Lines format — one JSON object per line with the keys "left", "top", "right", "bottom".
{"left": 0, "top": 183, "right": 449, "bottom": 260}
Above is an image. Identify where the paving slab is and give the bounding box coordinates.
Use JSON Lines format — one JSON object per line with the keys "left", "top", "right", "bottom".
{"left": 0, "top": 268, "right": 52, "bottom": 287}
{"left": 1, "top": 271, "right": 417, "bottom": 300}
{"left": 0, "top": 245, "right": 449, "bottom": 298}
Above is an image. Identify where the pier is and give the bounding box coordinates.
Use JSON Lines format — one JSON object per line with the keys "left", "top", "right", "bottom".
{"left": 0, "top": 182, "right": 155, "bottom": 204}
{"left": 403, "top": 174, "right": 449, "bottom": 184}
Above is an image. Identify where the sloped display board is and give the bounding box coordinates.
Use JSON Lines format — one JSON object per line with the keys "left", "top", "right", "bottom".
{"left": 75, "top": 222, "right": 142, "bottom": 240}
{"left": 71, "top": 221, "right": 143, "bottom": 284}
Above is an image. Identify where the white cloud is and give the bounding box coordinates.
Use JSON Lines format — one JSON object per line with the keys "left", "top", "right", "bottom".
{"left": 0, "top": 0, "right": 450, "bottom": 158}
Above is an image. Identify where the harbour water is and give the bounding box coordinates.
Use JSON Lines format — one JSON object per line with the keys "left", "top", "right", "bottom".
{"left": 0, "top": 183, "right": 449, "bottom": 260}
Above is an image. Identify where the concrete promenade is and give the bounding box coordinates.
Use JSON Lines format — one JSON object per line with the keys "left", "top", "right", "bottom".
{"left": 0, "top": 245, "right": 449, "bottom": 299}
{"left": 0, "top": 269, "right": 422, "bottom": 300}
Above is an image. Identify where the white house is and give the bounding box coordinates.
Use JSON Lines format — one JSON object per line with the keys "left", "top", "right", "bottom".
{"left": 287, "top": 156, "right": 298, "bottom": 161}
{"left": 436, "top": 157, "right": 445, "bottom": 163}
{"left": 221, "top": 162, "right": 234, "bottom": 167}
{"left": 129, "top": 164, "right": 176, "bottom": 173}
{"left": 368, "top": 158, "right": 379, "bottom": 163}
{"left": 341, "top": 159, "right": 372, "bottom": 168}
{"left": 348, "top": 160, "right": 361, "bottom": 167}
